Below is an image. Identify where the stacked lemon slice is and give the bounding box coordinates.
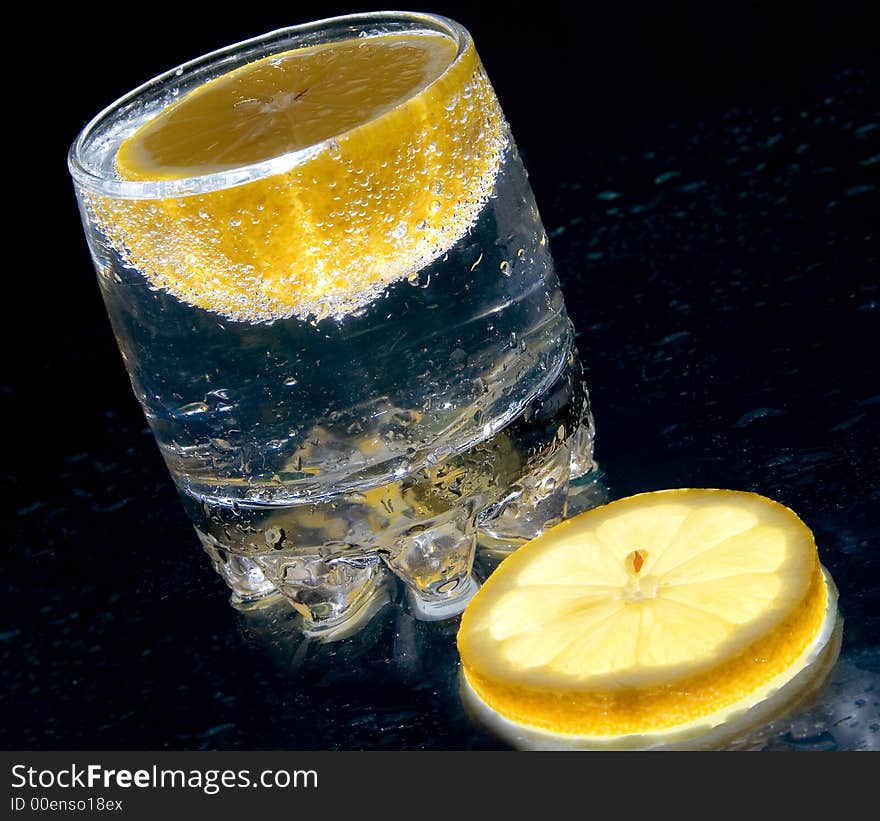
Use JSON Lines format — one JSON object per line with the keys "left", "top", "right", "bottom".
{"left": 458, "top": 489, "right": 840, "bottom": 749}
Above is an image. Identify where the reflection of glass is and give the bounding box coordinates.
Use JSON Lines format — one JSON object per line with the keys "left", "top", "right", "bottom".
{"left": 68, "top": 12, "right": 596, "bottom": 635}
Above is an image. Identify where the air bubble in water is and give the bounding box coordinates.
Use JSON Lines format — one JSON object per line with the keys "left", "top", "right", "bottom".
{"left": 264, "top": 527, "right": 285, "bottom": 549}
{"left": 177, "top": 401, "right": 209, "bottom": 416}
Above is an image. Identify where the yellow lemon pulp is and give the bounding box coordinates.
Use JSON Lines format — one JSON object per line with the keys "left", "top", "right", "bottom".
{"left": 89, "top": 31, "right": 507, "bottom": 323}
{"left": 457, "top": 489, "right": 836, "bottom": 741}
{"left": 116, "top": 35, "right": 459, "bottom": 179}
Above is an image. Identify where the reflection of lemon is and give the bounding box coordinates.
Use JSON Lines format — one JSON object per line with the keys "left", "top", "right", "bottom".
{"left": 91, "top": 32, "right": 507, "bottom": 323}
{"left": 458, "top": 489, "right": 839, "bottom": 748}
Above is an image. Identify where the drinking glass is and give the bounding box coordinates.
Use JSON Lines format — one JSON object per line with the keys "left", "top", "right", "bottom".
{"left": 68, "top": 12, "right": 596, "bottom": 635}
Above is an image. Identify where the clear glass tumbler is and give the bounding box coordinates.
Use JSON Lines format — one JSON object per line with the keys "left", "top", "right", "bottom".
{"left": 68, "top": 11, "right": 596, "bottom": 635}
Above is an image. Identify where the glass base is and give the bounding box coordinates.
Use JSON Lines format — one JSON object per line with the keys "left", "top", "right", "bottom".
{"left": 199, "top": 348, "right": 598, "bottom": 638}
{"left": 201, "top": 413, "right": 599, "bottom": 638}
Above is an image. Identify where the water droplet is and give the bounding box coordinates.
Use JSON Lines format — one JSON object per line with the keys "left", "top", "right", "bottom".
{"left": 283, "top": 377, "right": 299, "bottom": 386}
{"left": 327, "top": 139, "right": 342, "bottom": 159}
{"left": 391, "top": 222, "right": 408, "bottom": 239}
{"left": 499, "top": 260, "right": 510, "bottom": 275}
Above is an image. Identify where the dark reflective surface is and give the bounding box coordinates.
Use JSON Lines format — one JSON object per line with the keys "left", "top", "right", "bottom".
{"left": 4, "top": 4, "right": 878, "bottom": 750}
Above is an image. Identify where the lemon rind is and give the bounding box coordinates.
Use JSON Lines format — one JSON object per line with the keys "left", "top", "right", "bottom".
{"left": 460, "top": 568, "right": 840, "bottom": 750}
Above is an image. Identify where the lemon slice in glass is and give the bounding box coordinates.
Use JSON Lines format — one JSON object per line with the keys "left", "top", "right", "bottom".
{"left": 457, "top": 489, "right": 841, "bottom": 750}
{"left": 89, "top": 31, "right": 507, "bottom": 323}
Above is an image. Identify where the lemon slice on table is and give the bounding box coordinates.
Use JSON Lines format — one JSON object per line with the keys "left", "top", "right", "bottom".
{"left": 457, "top": 489, "right": 841, "bottom": 750}
{"left": 90, "top": 31, "right": 507, "bottom": 323}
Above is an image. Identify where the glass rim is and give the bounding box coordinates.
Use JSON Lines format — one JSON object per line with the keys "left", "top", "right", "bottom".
{"left": 68, "top": 11, "right": 470, "bottom": 200}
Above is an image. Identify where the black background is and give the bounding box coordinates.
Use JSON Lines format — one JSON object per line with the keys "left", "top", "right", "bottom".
{"left": 3, "top": 1, "right": 878, "bottom": 751}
